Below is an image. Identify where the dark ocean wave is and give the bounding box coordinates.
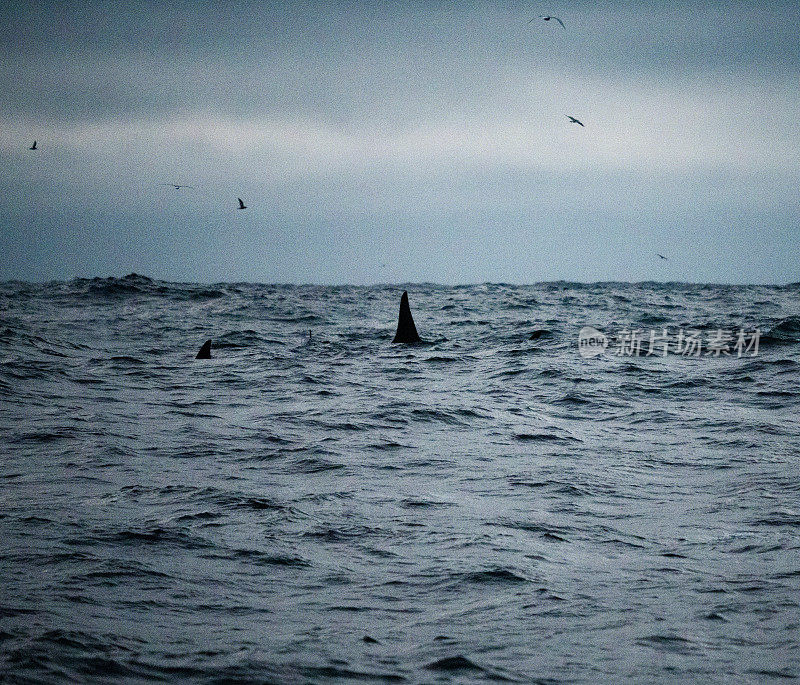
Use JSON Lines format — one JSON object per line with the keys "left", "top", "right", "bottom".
{"left": 762, "top": 315, "right": 800, "bottom": 343}
{"left": 0, "top": 280, "right": 798, "bottom": 682}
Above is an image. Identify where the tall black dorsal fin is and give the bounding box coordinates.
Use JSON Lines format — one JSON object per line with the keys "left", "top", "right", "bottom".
{"left": 392, "top": 291, "right": 422, "bottom": 343}
{"left": 196, "top": 340, "right": 212, "bottom": 359}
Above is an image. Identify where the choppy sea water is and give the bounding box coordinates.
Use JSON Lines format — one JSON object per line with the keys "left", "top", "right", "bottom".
{"left": 1, "top": 275, "right": 799, "bottom": 683}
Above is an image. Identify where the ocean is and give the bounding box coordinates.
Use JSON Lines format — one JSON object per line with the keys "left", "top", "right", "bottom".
{"left": 1, "top": 275, "right": 799, "bottom": 683}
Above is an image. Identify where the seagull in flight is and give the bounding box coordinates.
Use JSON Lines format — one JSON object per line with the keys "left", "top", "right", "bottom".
{"left": 237, "top": 198, "right": 247, "bottom": 210}
{"left": 530, "top": 15, "right": 565, "bottom": 28}
{"left": 566, "top": 115, "right": 585, "bottom": 127}
{"left": 29, "top": 140, "right": 37, "bottom": 150}
{"left": 657, "top": 254, "right": 668, "bottom": 261}
{"left": 162, "top": 183, "right": 194, "bottom": 190}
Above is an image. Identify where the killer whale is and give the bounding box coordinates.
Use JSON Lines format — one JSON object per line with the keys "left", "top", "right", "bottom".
{"left": 392, "top": 291, "right": 422, "bottom": 344}
{"left": 196, "top": 339, "right": 212, "bottom": 359}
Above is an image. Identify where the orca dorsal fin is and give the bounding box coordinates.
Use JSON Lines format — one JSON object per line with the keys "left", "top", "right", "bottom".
{"left": 392, "top": 291, "right": 422, "bottom": 343}
{"left": 195, "top": 339, "right": 212, "bottom": 359}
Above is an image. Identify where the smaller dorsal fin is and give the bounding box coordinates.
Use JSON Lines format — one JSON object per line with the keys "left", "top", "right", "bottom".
{"left": 195, "top": 340, "right": 212, "bottom": 359}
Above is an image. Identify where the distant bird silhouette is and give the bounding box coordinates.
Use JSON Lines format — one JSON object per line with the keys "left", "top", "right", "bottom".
{"left": 566, "top": 115, "right": 585, "bottom": 127}
{"left": 29, "top": 141, "right": 37, "bottom": 150}
{"left": 237, "top": 198, "right": 247, "bottom": 210}
{"left": 162, "top": 183, "right": 194, "bottom": 190}
{"left": 657, "top": 254, "right": 668, "bottom": 261}
{"left": 530, "top": 15, "right": 565, "bottom": 28}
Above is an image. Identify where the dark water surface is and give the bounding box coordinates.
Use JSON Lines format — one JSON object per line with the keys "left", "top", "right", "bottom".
{"left": 1, "top": 276, "right": 799, "bottom": 683}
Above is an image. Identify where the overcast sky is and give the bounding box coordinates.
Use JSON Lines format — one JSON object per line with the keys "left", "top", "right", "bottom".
{"left": 1, "top": 0, "right": 798, "bottom": 284}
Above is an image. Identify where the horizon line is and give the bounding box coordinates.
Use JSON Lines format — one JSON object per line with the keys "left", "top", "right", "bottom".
{"left": 1, "top": 274, "right": 798, "bottom": 289}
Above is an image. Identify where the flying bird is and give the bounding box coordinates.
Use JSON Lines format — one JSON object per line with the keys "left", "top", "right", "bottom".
{"left": 237, "top": 198, "right": 247, "bottom": 210}
{"left": 657, "top": 254, "right": 668, "bottom": 261}
{"left": 530, "top": 15, "right": 565, "bottom": 28}
{"left": 162, "top": 183, "right": 194, "bottom": 190}
{"left": 29, "top": 141, "right": 37, "bottom": 150}
{"left": 566, "top": 115, "right": 585, "bottom": 127}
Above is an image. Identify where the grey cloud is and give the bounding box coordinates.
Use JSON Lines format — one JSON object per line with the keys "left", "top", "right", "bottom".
{"left": 2, "top": 1, "right": 799, "bottom": 124}
{"left": 1, "top": 0, "right": 798, "bottom": 283}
